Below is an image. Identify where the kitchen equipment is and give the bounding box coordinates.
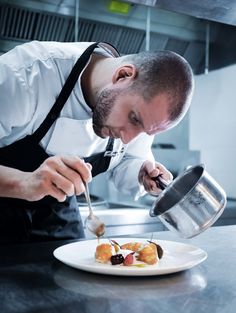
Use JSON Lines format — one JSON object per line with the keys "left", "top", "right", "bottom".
{"left": 150, "top": 164, "right": 227, "bottom": 238}
{"left": 83, "top": 182, "right": 106, "bottom": 237}
{"left": 153, "top": 175, "right": 169, "bottom": 190}
{"left": 77, "top": 194, "right": 108, "bottom": 208}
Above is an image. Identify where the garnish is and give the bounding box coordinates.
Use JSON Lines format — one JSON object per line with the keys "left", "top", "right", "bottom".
{"left": 110, "top": 239, "right": 122, "bottom": 248}
{"left": 132, "top": 264, "right": 146, "bottom": 268}
{"left": 110, "top": 254, "right": 124, "bottom": 265}
{"left": 123, "top": 252, "right": 135, "bottom": 266}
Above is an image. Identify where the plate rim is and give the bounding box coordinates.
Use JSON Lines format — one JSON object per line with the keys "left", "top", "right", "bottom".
{"left": 53, "top": 238, "right": 207, "bottom": 276}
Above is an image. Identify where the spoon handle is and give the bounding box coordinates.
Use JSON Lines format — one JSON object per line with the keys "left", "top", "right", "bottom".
{"left": 83, "top": 181, "right": 93, "bottom": 214}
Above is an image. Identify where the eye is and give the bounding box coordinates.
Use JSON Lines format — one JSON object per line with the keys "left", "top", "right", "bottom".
{"left": 129, "top": 112, "right": 141, "bottom": 126}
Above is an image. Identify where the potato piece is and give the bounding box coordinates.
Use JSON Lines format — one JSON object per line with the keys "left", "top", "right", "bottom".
{"left": 137, "top": 243, "right": 158, "bottom": 265}
{"left": 120, "top": 242, "right": 142, "bottom": 252}
{"left": 95, "top": 243, "right": 113, "bottom": 263}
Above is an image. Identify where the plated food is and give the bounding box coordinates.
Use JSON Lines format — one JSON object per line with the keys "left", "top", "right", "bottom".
{"left": 53, "top": 238, "right": 207, "bottom": 276}
{"left": 95, "top": 239, "right": 164, "bottom": 267}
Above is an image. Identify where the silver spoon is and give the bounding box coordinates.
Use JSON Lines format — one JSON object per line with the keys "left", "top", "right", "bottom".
{"left": 83, "top": 181, "right": 106, "bottom": 237}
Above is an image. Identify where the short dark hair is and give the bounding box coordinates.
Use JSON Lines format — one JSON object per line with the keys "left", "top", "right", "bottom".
{"left": 123, "top": 50, "right": 194, "bottom": 122}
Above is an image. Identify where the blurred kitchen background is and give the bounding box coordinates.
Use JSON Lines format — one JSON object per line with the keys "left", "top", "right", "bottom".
{"left": 1, "top": 0, "right": 236, "bottom": 236}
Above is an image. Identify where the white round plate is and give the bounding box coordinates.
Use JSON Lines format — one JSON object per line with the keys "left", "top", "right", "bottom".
{"left": 53, "top": 238, "right": 207, "bottom": 276}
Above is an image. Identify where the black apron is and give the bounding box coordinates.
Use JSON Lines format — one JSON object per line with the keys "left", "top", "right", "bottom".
{"left": 0, "top": 42, "right": 118, "bottom": 244}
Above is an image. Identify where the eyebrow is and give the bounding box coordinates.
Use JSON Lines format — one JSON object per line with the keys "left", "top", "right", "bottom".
{"left": 136, "top": 111, "right": 162, "bottom": 135}
{"left": 136, "top": 111, "right": 157, "bottom": 134}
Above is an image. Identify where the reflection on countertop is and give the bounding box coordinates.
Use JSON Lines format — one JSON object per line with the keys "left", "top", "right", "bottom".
{"left": 53, "top": 265, "right": 207, "bottom": 299}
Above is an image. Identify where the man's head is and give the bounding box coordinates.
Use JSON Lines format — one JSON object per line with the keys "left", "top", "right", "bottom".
{"left": 92, "top": 50, "right": 194, "bottom": 144}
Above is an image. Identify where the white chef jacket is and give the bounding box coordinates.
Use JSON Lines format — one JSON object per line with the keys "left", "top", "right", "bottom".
{"left": 0, "top": 41, "right": 155, "bottom": 198}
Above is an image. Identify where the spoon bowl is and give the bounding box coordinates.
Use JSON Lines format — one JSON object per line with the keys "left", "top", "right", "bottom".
{"left": 83, "top": 181, "right": 106, "bottom": 237}
{"left": 84, "top": 214, "right": 105, "bottom": 237}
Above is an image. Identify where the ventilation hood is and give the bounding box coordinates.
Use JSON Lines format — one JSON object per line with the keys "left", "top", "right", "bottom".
{"left": 0, "top": 0, "right": 236, "bottom": 74}
{"left": 126, "top": 0, "right": 236, "bottom": 26}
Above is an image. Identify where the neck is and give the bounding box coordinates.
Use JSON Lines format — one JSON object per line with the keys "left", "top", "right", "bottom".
{"left": 81, "top": 54, "right": 119, "bottom": 109}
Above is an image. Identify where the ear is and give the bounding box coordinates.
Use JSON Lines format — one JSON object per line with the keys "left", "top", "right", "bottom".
{"left": 112, "top": 64, "right": 137, "bottom": 84}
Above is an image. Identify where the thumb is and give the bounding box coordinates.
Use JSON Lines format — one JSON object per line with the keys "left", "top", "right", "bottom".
{"left": 143, "top": 160, "right": 159, "bottom": 177}
{"left": 85, "top": 162, "right": 92, "bottom": 171}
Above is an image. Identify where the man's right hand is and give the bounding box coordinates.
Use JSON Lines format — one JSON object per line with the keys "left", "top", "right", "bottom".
{"left": 0, "top": 156, "right": 92, "bottom": 202}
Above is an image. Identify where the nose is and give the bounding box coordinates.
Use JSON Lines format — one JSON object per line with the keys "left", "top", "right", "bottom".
{"left": 120, "top": 128, "right": 141, "bottom": 144}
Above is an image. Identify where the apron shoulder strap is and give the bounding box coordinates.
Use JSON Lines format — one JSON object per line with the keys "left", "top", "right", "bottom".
{"left": 31, "top": 42, "right": 99, "bottom": 142}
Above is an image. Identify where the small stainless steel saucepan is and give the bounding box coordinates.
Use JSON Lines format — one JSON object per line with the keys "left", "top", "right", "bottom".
{"left": 150, "top": 164, "right": 227, "bottom": 238}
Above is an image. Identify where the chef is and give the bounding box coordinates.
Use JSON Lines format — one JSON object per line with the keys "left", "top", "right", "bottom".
{"left": 0, "top": 41, "right": 194, "bottom": 244}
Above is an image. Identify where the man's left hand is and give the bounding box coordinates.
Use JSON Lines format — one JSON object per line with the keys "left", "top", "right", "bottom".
{"left": 138, "top": 160, "right": 173, "bottom": 195}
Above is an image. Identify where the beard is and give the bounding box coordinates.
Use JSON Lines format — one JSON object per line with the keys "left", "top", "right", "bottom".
{"left": 92, "top": 87, "right": 122, "bottom": 138}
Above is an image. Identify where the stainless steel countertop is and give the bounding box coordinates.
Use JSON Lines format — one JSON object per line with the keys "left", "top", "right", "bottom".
{"left": 1, "top": 225, "right": 236, "bottom": 313}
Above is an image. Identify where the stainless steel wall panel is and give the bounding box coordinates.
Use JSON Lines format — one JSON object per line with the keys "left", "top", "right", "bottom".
{"left": 165, "top": 38, "right": 189, "bottom": 55}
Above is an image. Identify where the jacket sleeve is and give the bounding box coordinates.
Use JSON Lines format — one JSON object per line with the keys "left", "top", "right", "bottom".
{"left": 0, "top": 63, "right": 33, "bottom": 146}
{"left": 108, "top": 133, "right": 155, "bottom": 199}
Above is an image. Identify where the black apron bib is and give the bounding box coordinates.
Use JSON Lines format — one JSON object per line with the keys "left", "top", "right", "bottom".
{"left": 0, "top": 42, "right": 118, "bottom": 244}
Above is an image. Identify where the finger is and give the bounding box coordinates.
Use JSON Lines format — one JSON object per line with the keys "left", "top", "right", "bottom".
{"left": 50, "top": 182, "right": 67, "bottom": 202}
{"left": 85, "top": 162, "right": 92, "bottom": 171}
{"left": 43, "top": 158, "right": 81, "bottom": 196}
{"left": 143, "top": 160, "right": 156, "bottom": 173}
{"left": 43, "top": 156, "right": 90, "bottom": 195}
{"left": 155, "top": 162, "right": 173, "bottom": 181}
{"left": 51, "top": 171, "right": 75, "bottom": 197}
{"left": 61, "top": 156, "right": 92, "bottom": 182}
{"left": 149, "top": 168, "right": 161, "bottom": 178}
{"left": 149, "top": 179, "right": 159, "bottom": 190}
{"left": 55, "top": 161, "right": 85, "bottom": 194}
{"left": 144, "top": 177, "right": 161, "bottom": 194}
{"left": 142, "top": 160, "right": 160, "bottom": 178}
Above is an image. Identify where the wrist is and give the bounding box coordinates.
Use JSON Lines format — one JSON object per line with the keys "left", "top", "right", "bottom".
{"left": 0, "top": 166, "right": 28, "bottom": 199}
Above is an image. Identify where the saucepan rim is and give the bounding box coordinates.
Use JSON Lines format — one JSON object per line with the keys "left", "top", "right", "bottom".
{"left": 150, "top": 163, "right": 206, "bottom": 217}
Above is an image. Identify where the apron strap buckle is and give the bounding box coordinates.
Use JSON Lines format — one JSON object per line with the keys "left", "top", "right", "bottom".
{"left": 104, "top": 146, "right": 125, "bottom": 157}
{"left": 104, "top": 150, "right": 118, "bottom": 157}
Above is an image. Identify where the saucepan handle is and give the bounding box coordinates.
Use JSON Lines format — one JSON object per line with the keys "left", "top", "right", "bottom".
{"left": 152, "top": 175, "right": 169, "bottom": 190}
